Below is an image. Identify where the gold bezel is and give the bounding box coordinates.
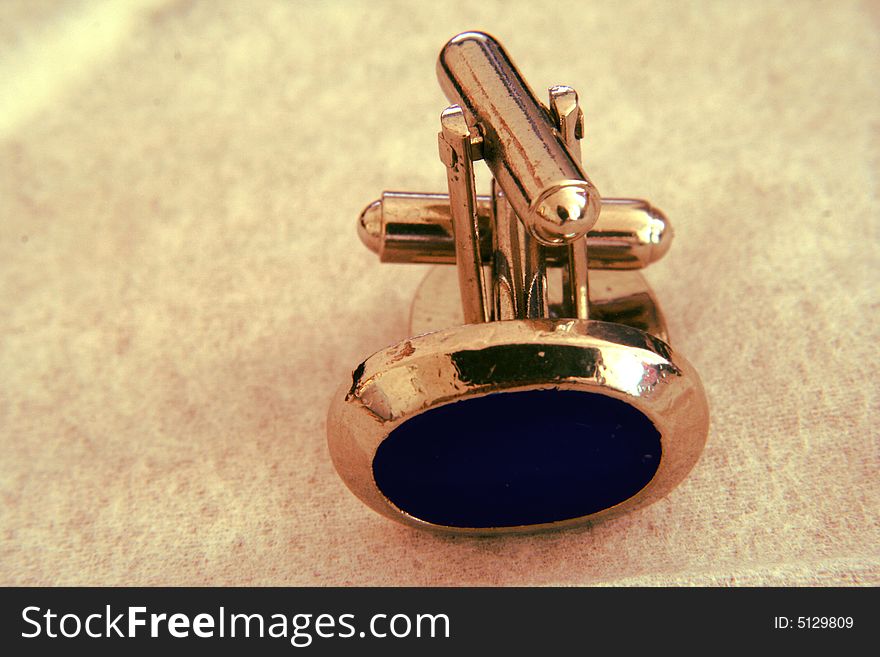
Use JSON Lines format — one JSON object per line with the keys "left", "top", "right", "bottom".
{"left": 327, "top": 319, "right": 709, "bottom": 535}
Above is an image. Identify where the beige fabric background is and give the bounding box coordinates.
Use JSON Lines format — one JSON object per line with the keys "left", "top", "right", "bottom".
{"left": 1, "top": 0, "right": 878, "bottom": 586}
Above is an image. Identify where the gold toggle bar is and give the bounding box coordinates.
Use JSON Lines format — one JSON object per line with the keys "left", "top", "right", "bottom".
{"left": 358, "top": 193, "right": 672, "bottom": 270}
{"left": 437, "top": 32, "right": 601, "bottom": 245}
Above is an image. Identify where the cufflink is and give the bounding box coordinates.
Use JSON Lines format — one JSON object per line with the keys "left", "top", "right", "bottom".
{"left": 328, "top": 31, "right": 709, "bottom": 534}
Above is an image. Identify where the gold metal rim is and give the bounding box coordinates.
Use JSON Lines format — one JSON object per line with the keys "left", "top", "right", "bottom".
{"left": 327, "top": 319, "right": 709, "bottom": 535}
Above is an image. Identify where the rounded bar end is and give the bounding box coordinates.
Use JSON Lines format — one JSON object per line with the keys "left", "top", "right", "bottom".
{"left": 357, "top": 199, "right": 383, "bottom": 254}
{"left": 529, "top": 181, "right": 602, "bottom": 245}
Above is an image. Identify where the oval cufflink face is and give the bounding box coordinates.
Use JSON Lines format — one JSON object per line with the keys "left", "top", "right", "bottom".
{"left": 372, "top": 389, "right": 661, "bottom": 528}
{"left": 327, "top": 320, "right": 709, "bottom": 534}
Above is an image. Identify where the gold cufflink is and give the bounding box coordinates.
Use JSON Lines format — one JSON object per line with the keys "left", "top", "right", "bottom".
{"left": 328, "top": 31, "right": 709, "bottom": 534}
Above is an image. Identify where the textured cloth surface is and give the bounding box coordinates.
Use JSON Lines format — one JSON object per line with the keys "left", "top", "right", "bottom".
{"left": 1, "top": 0, "right": 878, "bottom": 586}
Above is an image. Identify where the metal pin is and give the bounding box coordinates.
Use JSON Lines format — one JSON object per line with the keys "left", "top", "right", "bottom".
{"left": 490, "top": 179, "right": 523, "bottom": 320}
{"left": 549, "top": 85, "right": 590, "bottom": 319}
{"left": 520, "top": 218, "right": 548, "bottom": 318}
{"left": 438, "top": 106, "right": 487, "bottom": 324}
